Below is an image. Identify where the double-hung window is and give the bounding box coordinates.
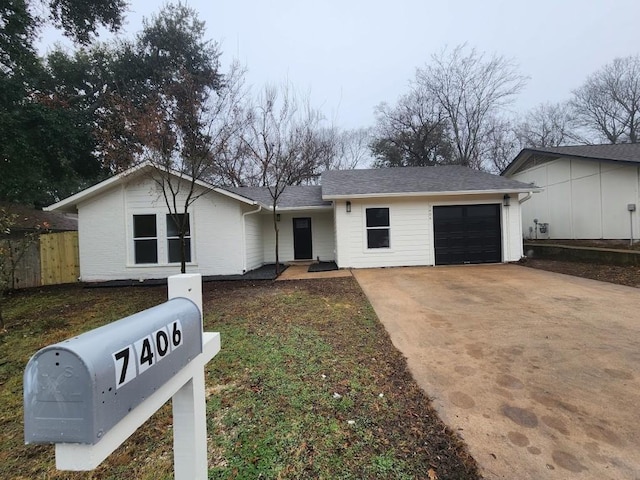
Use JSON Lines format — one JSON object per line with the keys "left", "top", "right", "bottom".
{"left": 133, "top": 214, "right": 158, "bottom": 264}
{"left": 366, "top": 207, "right": 390, "bottom": 249}
{"left": 166, "top": 214, "right": 191, "bottom": 263}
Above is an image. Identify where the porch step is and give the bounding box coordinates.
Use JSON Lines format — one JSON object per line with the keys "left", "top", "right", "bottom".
{"left": 286, "top": 260, "right": 315, "bottom": 266}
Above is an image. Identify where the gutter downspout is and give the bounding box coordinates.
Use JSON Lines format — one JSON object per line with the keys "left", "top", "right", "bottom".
{"left": 519, "top": 191, "right": 533, "bottom": 204}
{"left": 517, "top": 192, "right": 534, "bottom": 258}
{"left": 241, "top": 204, "right": 262, "bottom": 273}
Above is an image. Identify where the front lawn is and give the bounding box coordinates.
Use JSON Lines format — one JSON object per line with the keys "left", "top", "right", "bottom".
{"left": 1, "top": 278, "right": 478, "bottom": 479}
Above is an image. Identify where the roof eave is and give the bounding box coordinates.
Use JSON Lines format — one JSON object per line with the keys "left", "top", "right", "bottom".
{"left": 212, "top": 188, "right": 258, "bottom": 206}
{"left": 268, "top": 205, "right": 333, "bottom": 212}
{"left": 45, "top": 163, "right": 258, "bottom": 212}
{"left": 323, "top": 188, "right": 541, "bottom": 200}
{"left": 503, "top": 146, "right": 640, "bottom": 177}
{"left": 44, "top": 163, "right": 153, "bottom": 212}
{"left": 501, "top": 149, "right": 535, "bottom": 176}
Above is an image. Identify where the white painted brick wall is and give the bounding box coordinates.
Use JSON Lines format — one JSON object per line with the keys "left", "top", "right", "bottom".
{"left": 77, "top": 177, "right": 246, "bottom": 281}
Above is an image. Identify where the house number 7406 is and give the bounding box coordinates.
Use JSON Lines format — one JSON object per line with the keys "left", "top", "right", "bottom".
{"left": 112, "top": 320, "right": 184, "bottom": 388}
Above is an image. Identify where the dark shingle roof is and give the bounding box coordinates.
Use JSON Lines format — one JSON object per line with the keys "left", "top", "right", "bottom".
{"left": 225, "top": 185, "right": 330, "bottom": 209}
{"left": 519, "top": 143, "right": 640, "bottom": 163}
{"left": 502, "top": 143, "right": 640, "bottom": 176}
{"left": 0, "top": 202, "right": 78, "bottom": 233}
{"left": 321, "top": 166, "right": 536, "bottom": 198}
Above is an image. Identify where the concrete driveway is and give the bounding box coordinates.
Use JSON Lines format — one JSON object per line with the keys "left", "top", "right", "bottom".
{"left": 353, "top": 265, "right": 640, "bottom": 479}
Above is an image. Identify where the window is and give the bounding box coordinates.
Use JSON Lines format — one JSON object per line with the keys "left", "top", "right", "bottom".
{"left": 166, "top": 214, "right": 191, "bottom": 263}
{"left": 366, "top": 208, "right": 390, "bottom": 249}
{"left": 133, "top": 215, "right": 158, "bottom": 264}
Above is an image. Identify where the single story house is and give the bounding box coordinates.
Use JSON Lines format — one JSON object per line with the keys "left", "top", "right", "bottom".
{"left": 502, "top": 144, "right": 640, "bottom": 240}
{"left": 45, "top": 163, "right": 536, "bottom": 281}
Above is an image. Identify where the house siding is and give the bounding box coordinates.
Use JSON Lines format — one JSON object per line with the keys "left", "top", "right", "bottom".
{"left": 504, "top": 196, "right": 524, "bottom": 261}
{"left": 244, "top": 209, "right": 264, "bottom": 271}
{"left": 78, "top": 185, "right": 127, "bottom": 281}
{"left": 510, "top": 158, "right": 640, "bottom": 239}
{"left": 77, "top": 176, "right": 246, "bottom": 281}
{"left": 334, "top": 195, "right": 522, "bottom": 268}
{"left": 262, "top": 210, "right": 335, "bottom": 263}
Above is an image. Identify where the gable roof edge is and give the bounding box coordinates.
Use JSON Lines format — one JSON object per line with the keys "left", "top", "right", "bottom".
{"left": 501, "top": 149, "right": 536, "bottom": 176}
{"left": 503, "top": 144, "right": 640, "bottom": 177}
{"left": 45, "top": 162, "right": 257, "bottom": 212}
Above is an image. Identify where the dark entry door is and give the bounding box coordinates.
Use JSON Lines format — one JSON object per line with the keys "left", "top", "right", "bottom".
{"left": 433, "top": 204, "right": 502, "bottom": 265}
{"left": 293, "top": 217, "right": 313, "bottom": 260}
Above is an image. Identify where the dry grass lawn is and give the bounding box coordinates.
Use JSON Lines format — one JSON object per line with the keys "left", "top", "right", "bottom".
{"left": 1, "top": 278, "right": 479, "bottom": 479}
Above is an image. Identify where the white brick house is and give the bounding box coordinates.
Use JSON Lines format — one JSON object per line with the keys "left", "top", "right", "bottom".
{"left": 46, "top": 163, "right": 535, "bottom": 281}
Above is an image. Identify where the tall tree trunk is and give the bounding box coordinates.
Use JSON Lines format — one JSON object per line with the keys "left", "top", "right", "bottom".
{"left": 180, "top": 232, "right": 186, "bottom": 274}
{"left": 273, "top": 209, "right": 280, "bottom": 276}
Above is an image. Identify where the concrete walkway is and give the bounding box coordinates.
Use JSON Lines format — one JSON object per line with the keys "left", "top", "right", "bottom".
{"left": 353, "top": 264, "right": 640, "bottom": 479}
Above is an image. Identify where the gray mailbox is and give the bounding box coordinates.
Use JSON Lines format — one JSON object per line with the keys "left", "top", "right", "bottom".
{"left": 24, "top": 297, "right": 202, "bottom": 445}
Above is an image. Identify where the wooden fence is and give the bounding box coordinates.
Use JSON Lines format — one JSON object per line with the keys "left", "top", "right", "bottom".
{"left": 2, "top": 241, "right": 41, "bottom": 289}
{"left": 40, "top": 231, "right": 80, "bottom": 285}
{"left": 2, "top": 231, "right": 79, "bottom": 289}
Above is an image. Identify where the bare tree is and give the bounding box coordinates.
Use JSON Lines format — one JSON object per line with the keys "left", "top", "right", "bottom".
{"left": 487, "top": 102, "right": 578, "bottom": 172}
{"left": 307, "top": 126, "right": 371, "bottom": 173}
{"left": 202, "top": 63, "right": 258, "bottom": 187}
{"left": 371, "top": 88, "right": 453, "bottom": 167}
{"left": 334, "top": 127, "right": 373, "bottom": 169}
{"left": 134, "top": 72, "right": 213, "bottom": 273}
{"left": 242, "top": 85, "right": 327, "bottom": 274}
{"left": 416, "top": 44, "right": 527, "bottom": 169}
{"left": 515, "top": 102, "right": 578, "bottom": 148}
{"left": 483, "top": 117, "right": 520, "bottom": 173}
{"left": 571, "top": 55, "right": 640, "bottom": 144}
{"left": 138, "top": 64, "right": 248, "bottom": 273}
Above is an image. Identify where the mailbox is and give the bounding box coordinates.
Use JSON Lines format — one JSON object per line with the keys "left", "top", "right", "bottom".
{"left": 24, "top": 297, "right": 202, "bottom": 445}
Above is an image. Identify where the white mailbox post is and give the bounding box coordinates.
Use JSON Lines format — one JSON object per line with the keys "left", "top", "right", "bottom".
{"left": 24, "top": 273, "right": 219, "bottom": 479}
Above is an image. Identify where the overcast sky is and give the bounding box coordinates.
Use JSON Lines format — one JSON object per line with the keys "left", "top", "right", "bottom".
{"left": 41, "top": 0, "right": 640, "bottom": 131}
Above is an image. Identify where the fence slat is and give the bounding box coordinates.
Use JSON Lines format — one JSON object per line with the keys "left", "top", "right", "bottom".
{"left": 1, "top": 239, "right": 41, "bottom": 289}
{"left": 40, "top": 232, "right": 79, "bottom": 286}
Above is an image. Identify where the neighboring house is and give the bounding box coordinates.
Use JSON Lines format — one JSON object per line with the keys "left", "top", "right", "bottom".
{"left": 45, "top": 163, "right": 536, "bottom": 281}
{"left": 0, "top": 201, "right": 77, "bottom": 238}
{"left": 0, "top": 202, "right": 79, "bottom": 289}
{"left": 502, "top": 144, "right": 640, "bottom": 240}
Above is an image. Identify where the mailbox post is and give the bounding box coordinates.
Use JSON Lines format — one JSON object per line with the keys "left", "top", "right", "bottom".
{"left": 24, "top": 273, "right": 219, "bottom": 479}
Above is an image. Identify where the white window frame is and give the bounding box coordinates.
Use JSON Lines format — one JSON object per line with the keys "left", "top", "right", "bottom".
{"left": 132, "top": 214, "right": 159, "bottom": 264}
{"left": 128, "top": 211, "right": 197, "bottom": 267}
{"left": 166, "top": 213, "right": 192, "bottom": 264}
{"left": 365, "top": 206, "right": 391, "bottom": 250}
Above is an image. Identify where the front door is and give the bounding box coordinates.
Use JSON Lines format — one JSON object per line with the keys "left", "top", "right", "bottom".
{"left": 293, "top": 217, "right": 313, "bottom": 260}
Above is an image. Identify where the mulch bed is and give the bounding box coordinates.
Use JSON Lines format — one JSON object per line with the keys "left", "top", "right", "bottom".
{"left": 527, "top": 239, "right": 640, "bottom": 251}
{"left": 523, "top": 258, "right": 640, "bottom": 288}
{"left": 83, "top": 264, "right": 288, "bottom": 287}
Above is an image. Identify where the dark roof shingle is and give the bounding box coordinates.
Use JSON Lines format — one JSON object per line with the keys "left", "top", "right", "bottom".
{"left": 518, "top": 143, "right": 640, "bottom": 163}
{"left": 225, "top": 185, "right": 330, "bottom": 209}
{"left": 502, "top": 143, "right": 640, "bottom": 176}
{"left": 0, "top": 202, "right": 77, "bottom": 233}
{"left": 321, "top": 166, "right": 535, "bottom": 197}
